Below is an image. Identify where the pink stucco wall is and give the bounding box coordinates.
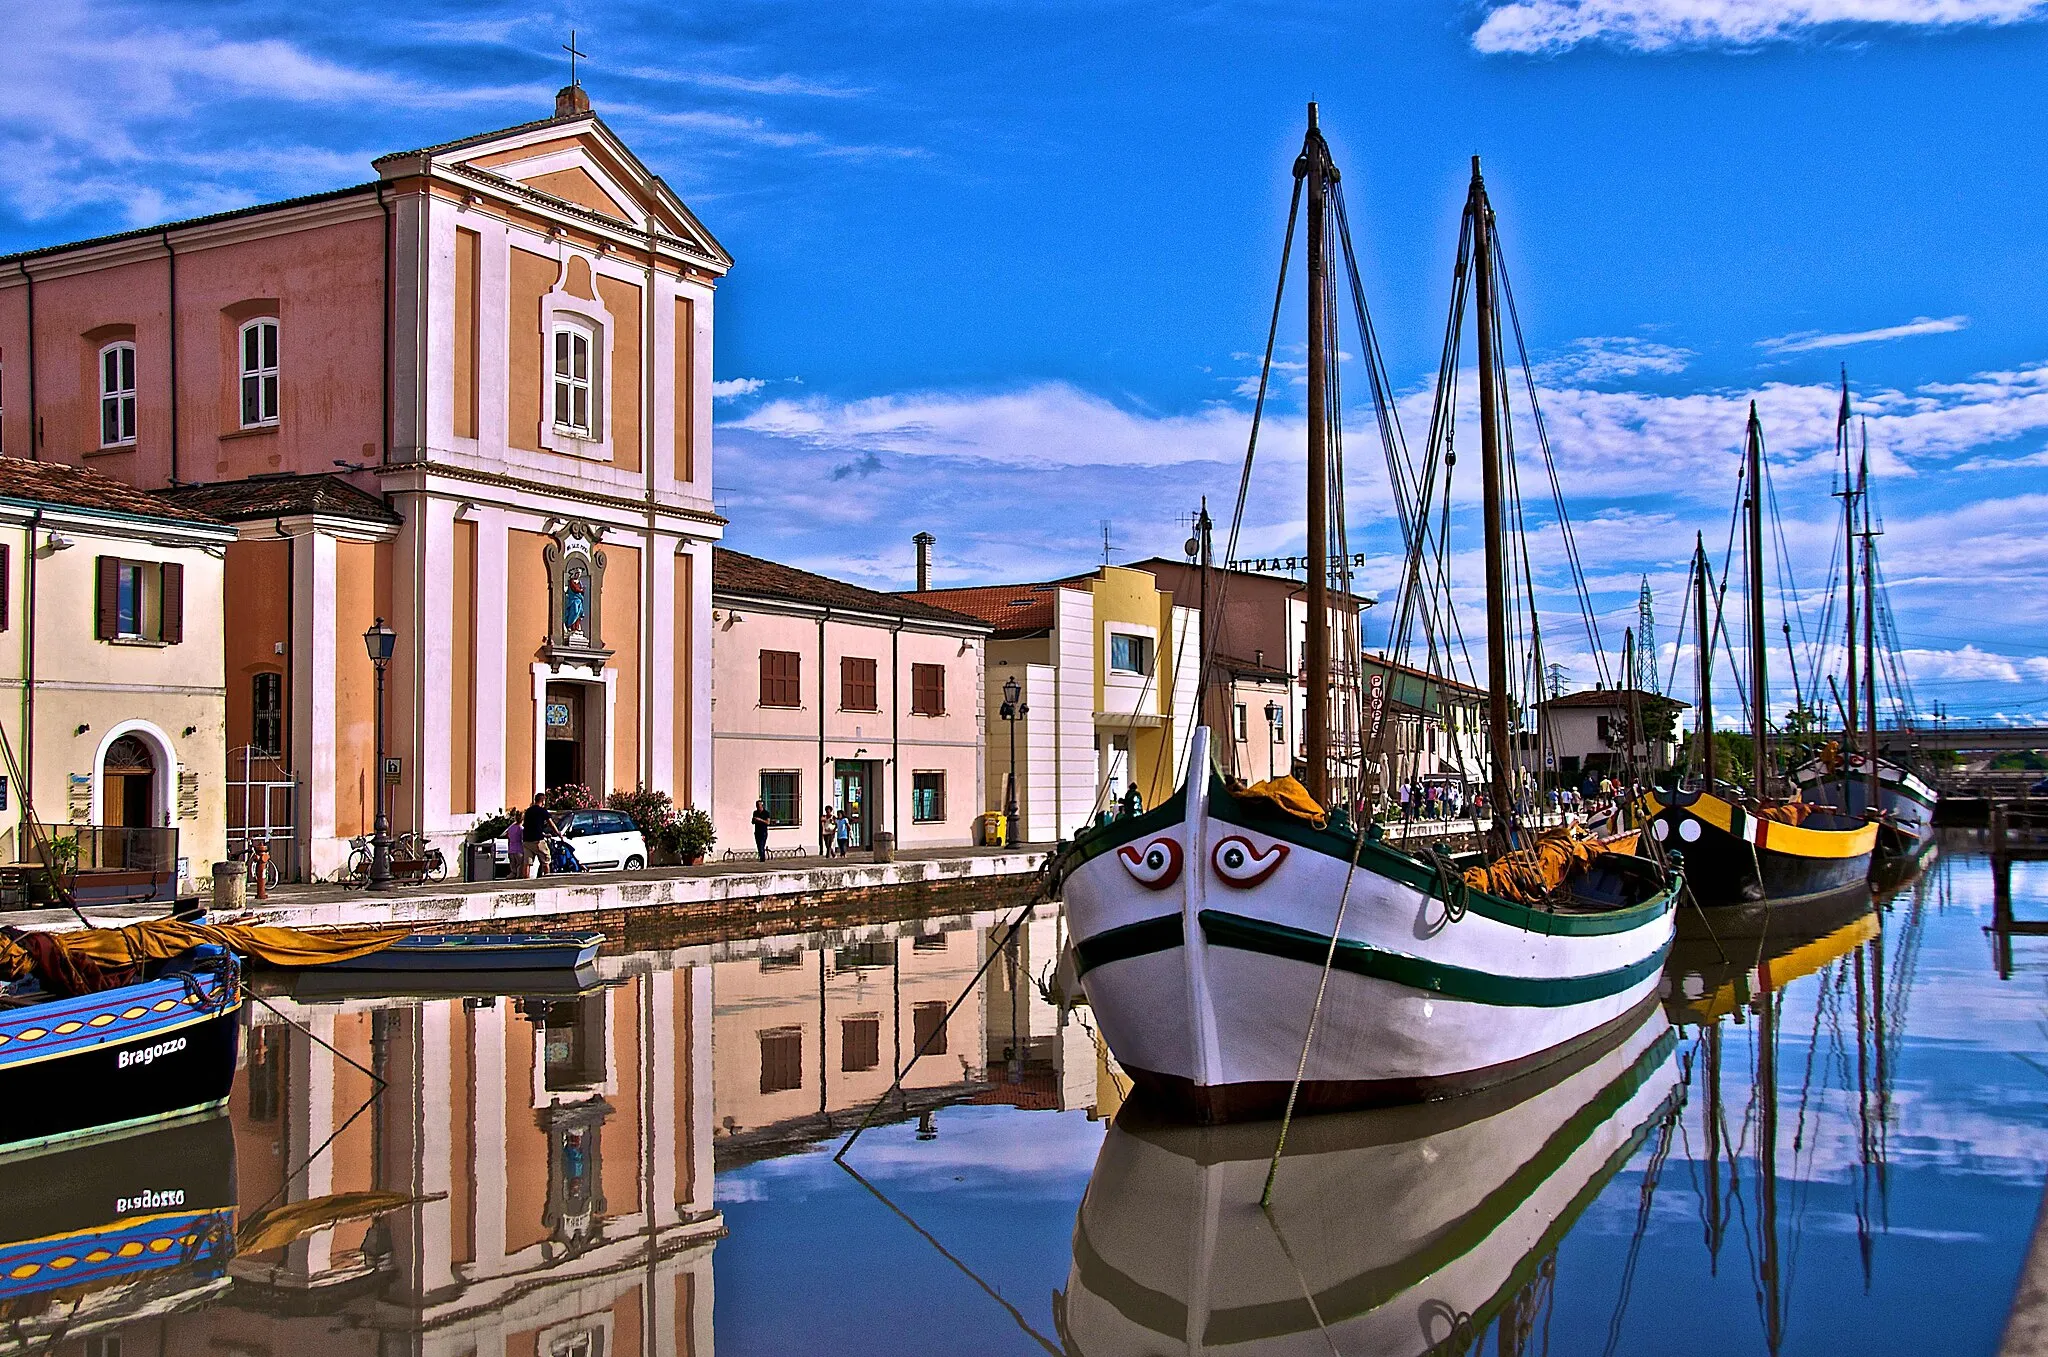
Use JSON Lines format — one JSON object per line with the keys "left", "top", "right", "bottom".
{"left": 0, "top": 207, "right": 387, "bottom": 487}
{"left": 711, "top": 606, "right": 984, "bottom": 856}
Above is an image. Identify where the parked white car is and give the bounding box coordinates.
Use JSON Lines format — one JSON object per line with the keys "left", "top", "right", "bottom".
{"left": 492, "top": 808, "right": 648, "bottom": 873}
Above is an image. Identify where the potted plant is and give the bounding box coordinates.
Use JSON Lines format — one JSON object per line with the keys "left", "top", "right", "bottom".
{"left": 608, "top": 788, "right": 685, "bottom": 865}
{"left": 673, "top": 807, "right": 715, "bottom": 866}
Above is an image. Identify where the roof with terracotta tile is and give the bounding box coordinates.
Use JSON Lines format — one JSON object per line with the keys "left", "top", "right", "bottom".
{"left": 156, "top": 474, "right": 401, "bottom": 525}
{"left": 900, "top": 582, "right": 1074, "bottom": 638}
{"left": 1537, "top": 687, "right": 1691, "bottom": 710}
{"left": 0, "top": 457, "right": 226, "bottom": 528}
{"left": 714, "top": 549, "right": 991, "bottom": 630}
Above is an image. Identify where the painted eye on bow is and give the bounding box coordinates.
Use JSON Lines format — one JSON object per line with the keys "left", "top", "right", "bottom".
{"left": 1212, "top": 836, "right": 1288, "bottom": 888}
{"left": 1117, "top": 838, "right": 1183, "bottom": 890}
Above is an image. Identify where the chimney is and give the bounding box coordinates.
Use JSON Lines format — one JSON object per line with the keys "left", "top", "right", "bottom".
{"left": 555, "top": 84, "right": 592, "bottom": 118}
{"left": 913, "top": 531, "right": 936, "bottom": 591}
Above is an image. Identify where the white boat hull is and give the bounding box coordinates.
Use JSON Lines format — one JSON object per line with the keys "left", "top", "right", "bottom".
{"left": 1058, "top": 729, "right": 1678, "bottom": 1121}
{"left": 1062, "top": 1004, "right": 1682, "bottom": 1356}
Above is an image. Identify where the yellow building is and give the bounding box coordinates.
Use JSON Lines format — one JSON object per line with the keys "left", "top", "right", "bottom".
{"left": 909, "top": 563, "right": 1200, "bottom": 843}
{"left": 0, "top": 458, "right": 235, "bottom": 898}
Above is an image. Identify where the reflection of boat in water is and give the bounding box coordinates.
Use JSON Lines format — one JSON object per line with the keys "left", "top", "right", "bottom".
{"left": 1059, "top": 1004, "right": 1680, "bottom": 1355}
{"left": 0, "top": 1110, "right": 236, "bottom": 1341}
{"left": 1666, "top": 883, "right": 1915, "bottom": 1351}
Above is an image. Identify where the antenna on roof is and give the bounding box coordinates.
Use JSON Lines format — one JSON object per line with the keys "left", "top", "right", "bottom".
{"left": 1099, "top": 519, "right": 1114, "bottom": 566}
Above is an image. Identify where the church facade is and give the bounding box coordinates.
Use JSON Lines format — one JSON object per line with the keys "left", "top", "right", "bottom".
{"left": 0, "top": 87, "right": 728, "bottom": 878}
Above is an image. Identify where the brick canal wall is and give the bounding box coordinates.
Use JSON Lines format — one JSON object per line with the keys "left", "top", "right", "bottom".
{"left": 195, "top": 849, "right": 1052, "bottom": 954}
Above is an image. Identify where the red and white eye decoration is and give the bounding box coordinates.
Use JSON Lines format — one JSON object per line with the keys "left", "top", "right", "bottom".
{"left": 1117, "top": 837, "right": 1183, "bottom": 891}
{"left": 1212, "top": 836, "right": 1288, "bottom": 888}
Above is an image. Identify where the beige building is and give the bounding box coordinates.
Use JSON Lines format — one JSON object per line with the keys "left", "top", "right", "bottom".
{"left": 711, "top": 548, "right": 989, "bottom": 856}
{"left": 0, "top": 458, "right": 235, "bottom": 897}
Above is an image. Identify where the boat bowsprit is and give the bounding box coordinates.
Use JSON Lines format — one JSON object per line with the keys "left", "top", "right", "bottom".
{"left": 1058, "top": 730, "right": 1679, "bottom": 1124}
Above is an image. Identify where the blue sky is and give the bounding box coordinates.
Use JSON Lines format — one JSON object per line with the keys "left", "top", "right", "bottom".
{"left": 7, "top": 0, "right": 2048, "bottom": 721}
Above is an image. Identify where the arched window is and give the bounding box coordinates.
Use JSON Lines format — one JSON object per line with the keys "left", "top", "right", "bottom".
{"left": 239, "top": 318, "right": 279, "bottom": 428}
{"left": 100, "top": 342, "right": 136, "bottom": 447}
{"left": 104, "top": 734, "right": 154, "bottom": 774}
{"left": 552, "top": 321, "right": 595, "bottom": 436}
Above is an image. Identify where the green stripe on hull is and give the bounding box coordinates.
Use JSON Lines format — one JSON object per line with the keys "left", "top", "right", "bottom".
{"left": 1198, "top": 909, "right": 1670, "bottom": 1008}
{"left": 1074, "top": 913, "right": 1184, "bottom": 976}
{"left": 1071, "top": 1026, "right": 1679, "bottom": 1345}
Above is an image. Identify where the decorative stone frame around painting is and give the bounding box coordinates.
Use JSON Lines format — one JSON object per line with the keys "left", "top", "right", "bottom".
{"left": 543, "top": 520, "right": 613, "bottom": 671}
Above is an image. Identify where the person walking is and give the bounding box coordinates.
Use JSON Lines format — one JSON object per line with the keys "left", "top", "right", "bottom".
{"left": 520, "top": 797, "right": 553, "bottom": 879}
{"left": 751, "top": 798, "right": 771, "bottom": 861}
{"left": 819, "top": 803, "right": 836, "bottom": 858}
{"left": 834, "top": 808, "right": 851, "bottom": 857}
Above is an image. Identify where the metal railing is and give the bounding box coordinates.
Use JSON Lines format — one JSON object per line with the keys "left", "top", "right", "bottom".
{"left": 30, "top": 822, "right": 180, "bottom": 873}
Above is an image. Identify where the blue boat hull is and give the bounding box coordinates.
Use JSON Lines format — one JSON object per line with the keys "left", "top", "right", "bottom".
{"left": 320, "top": 932, "right": 604, "bottom": 973}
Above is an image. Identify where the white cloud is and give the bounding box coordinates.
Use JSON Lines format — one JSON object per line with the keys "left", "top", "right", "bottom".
{"left": 1897, "top": 645, "right": 2047, "bottom": 683}
{"left": 1540, "top": 336, "right": 1695, "bottom": 384}
{"left": 712, "top": 377, "right": 768, "bottom": 400}
{"left": 1952, "top": 447, "right": 2048, "bottom": 473}
{"left": 1759, "top": 314, "right": 1970, "bottom": 354}
{"left": 1473, "top": 0, "right": 2048, "bottom": 54}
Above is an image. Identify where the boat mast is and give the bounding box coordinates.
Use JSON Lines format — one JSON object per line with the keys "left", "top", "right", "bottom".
{"left": 1746, "top": 403, "right": 1770, "bottom": 798}
{"left": 1302, "top": 105, "right": 1332, "bottom": 804}
{"left": 1696, "top": 534, "right": 1714, "bottom": 787}
{"left": 1861, "top": 430, "right": 1880, "bottom": 818}
{"left": 1470, "top": 159, "right": 1515, "bottom": 835}
{"left": 1759, "top": 977, "right": 1784, "bottom": 1354}
{"left": 1841, "top": 372, "right": 1859, "bottom": 775}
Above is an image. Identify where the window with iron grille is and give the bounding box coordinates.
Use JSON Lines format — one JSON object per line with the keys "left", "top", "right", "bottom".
{"left": 912, "top": 1001, "right": 948, "bottom": 1057}
{"left": 912, "top": 771, "right": 945, "bottom": 823}
{"left": 841, "top": 1014, "right": 881, "bottom": 1072}
{"left": 760, "top": 771, "right": 800, "bottom": 826}
{"left": 841, "top": 655, "right": 878, "bottom": 710}
{"left": 252, "top": 672, "right": 284, "bottom": 756}
{"left": 910, "top": 663, "right": 945, "bottom": 715}
{"left": 759, "top": 649, "right": 802, "bottom": 707}
{"left": 759, "top": 1026, "right": 804, "bottom": 1094}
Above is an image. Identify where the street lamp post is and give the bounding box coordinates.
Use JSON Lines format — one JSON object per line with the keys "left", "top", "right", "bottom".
{"left": 1265, "top": 700, "right": 1283, "bottom": 781}
{"left": 999, "top": 675, "right": 1028, "bottom": 847}
{"left": 363, "top": 617, "right": 397, "bottom": 890}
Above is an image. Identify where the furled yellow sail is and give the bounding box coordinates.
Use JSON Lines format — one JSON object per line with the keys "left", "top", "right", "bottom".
{"left": 1461, "top": 825, "right": 1621, "bottom": 905}
{"left": 0, "top": 921, "right": 412, "bottom": 991}
{"left": 1236, "top": 776, "right": 1327, "bottom": 829}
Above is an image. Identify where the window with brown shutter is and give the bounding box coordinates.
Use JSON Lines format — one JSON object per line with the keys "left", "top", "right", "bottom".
{"left": 910, "top": 663, "right": 945, "bottom": 715}
{"left": 912, "top": 1001, "right": 948, "bottom": 1056}
{"left": 759, "top": 649, "right": 802, "bottom": 707}
{"left": 840, "top": 656, "right": 877, "bottom": 710}
{"left": 0, "top": 543, "right": 10, "bottom": 631}
{"left": 841, "top": 1014, "right": 881, "bottom": 1072}
{"left": 759, "top": 1026, "right": 804, "bottom": 1094}
{"left": 95, "top": 556, "right": 119, "bottom": 640}
{"left": 159, "top": 562, "right": 183, "bottom": 644}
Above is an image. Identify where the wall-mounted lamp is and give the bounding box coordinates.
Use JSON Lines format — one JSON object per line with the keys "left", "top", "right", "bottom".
{"left": 182, "top": 725, "right": 197, "bottom": 737}
{"left": 45, "top": 533, "right": 74, "bottom": 552}
{"left": 453, "top": 501, "right": 477, "bottom": 521}
{"left": 75, "top": 723, "right": 89, "bottom": 736}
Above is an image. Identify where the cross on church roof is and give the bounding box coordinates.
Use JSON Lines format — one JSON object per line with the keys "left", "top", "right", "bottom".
{"left": 563, "top": 29, "right": 588, "bottom": 87}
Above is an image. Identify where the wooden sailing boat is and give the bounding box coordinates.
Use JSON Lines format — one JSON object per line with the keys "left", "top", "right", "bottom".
{"left": 1639, "top": 404, "right": 1877, "bottom": 908}
{"left": 1060, "top": 1003, "right": 1681, "bottom": 1356}
{"left": 1789, "top": 380, "right": 1938, "bottom": 869}
{"left": 1054, "top": 110, "right": 1680, "bottom": 1123}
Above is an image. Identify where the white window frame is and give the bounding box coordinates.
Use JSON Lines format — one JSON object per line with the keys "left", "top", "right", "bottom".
{"left": 239, "top": 319, "right": 279, "bottom": 428}
{"left": 115, "top": 560, "right": 151, "bottom": 640}
{"left": 99, "top": 342, "right": 137, "bottom": 448}
{"left": 552, "top": 321, "right": 597, "bottom": 438}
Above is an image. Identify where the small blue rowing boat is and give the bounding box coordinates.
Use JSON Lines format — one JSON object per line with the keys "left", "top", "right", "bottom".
{"left": 320, "top": 931, "right": 605, "bottom": 973}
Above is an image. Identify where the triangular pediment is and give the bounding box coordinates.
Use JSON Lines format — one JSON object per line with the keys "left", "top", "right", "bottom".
{"left": 382, "top": 114, "right": 730, "bottom": 270}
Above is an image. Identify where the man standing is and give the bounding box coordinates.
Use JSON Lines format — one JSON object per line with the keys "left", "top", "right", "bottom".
{"left": 520, "top": 797, "right": 553, "bottom": 879}
{"left": 752, "top": 799, "right": 771, "bottom": 861}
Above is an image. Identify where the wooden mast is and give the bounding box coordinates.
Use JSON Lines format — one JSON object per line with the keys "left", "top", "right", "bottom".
{"left": 1470, "top": 158, "right": 1515, "bottom": 834}
{"left": 1302, "top": 105, "right": 1332, "bottom": 803}
{"left": 1841, "top": 373, "right": 1859, "bottom": 769}
{"left": 1861, "top": 431, "right": 1880, "bottom": 819}
{"left": 1696, "top": 534, "right": 1715, "bottom": 787}
{"left": 1746, "top": 403, "right": 1770, "bottom": 798}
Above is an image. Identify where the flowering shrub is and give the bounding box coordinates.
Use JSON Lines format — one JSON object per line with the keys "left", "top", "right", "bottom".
{"left": 542, "top": 783, "right": 600, "bottom": 811}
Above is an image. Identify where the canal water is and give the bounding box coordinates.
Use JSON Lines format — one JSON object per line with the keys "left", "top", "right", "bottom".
{"left": 7, "top": 834, "right": 2043, "bottom": 1355}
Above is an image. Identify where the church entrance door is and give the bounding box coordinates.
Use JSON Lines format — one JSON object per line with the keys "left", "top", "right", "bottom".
{"left": 544, "top": 683, "right": 587, "bottom": 793}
